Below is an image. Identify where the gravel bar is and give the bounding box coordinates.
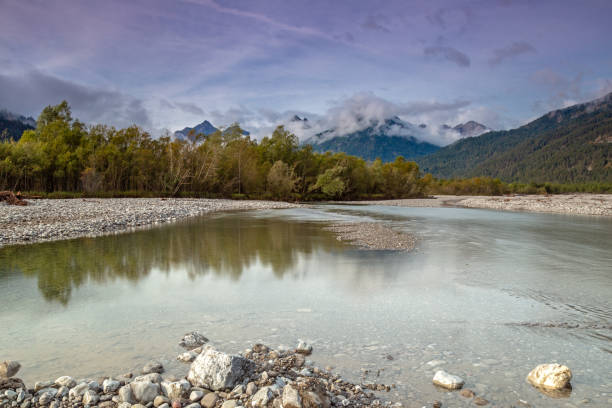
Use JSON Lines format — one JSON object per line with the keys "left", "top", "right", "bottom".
{"left": 326, "top": 222, "right": 416, "bottom": 251}
{"left": 0, "top": 198, "right": 299, "bottom": 248}
{"left": 346, "top": 194, "right": 612, "bottom": 216}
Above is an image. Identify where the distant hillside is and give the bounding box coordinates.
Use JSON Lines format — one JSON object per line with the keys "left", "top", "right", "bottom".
{"left": 418, "top": 93, "right": 612, "bottom": 183}
{"left": 306, "top": 117, "right": 441, "bottom": 162}
{"left": 0, "top": 110, "right": 35, "bottom": 141}
{"left": 175, "top": 120, "right": 249, "bottom": 139}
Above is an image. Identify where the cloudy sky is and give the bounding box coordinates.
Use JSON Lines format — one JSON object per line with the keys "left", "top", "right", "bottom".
{"left": 1, "top": 0, "right": 611, "bottom": 144}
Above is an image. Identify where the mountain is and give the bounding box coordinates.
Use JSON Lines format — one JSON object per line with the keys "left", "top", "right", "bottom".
{"left": 418, "top": 93, "right": 612, "bottom": 183}
{"left": 174, "top": 120, "right": 249, "bottom": 139}
{"left": 451, "top": 121, "right": 490, "bottom": 137}
{"left": 305, "top": 117, "right": 441, "bottom": 162}
{"left": 0, "top": 109, "right": 35, "bottom": 141}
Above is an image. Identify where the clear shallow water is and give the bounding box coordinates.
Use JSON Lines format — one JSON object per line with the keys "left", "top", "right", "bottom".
{"left": 1, "top": 206, "right": 611, "bottom": 407}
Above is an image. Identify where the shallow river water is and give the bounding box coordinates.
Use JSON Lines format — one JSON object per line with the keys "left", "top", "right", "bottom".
{"left": 1, "top": 205, "right": 611, "bottom": 407}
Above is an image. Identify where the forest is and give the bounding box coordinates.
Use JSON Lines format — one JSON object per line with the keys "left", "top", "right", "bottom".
{"left": 1, "top": 102, "right": 610, "bottom": 200}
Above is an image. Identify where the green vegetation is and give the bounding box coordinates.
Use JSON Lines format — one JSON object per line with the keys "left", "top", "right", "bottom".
{"left": 418, "top": 93, "right": 612, "bottom": 183}
{"left": 1, "top": 101, "right": 609, "bottom": 200}
{"left": 0, "top": 102, "right": 425, "bottom": 200}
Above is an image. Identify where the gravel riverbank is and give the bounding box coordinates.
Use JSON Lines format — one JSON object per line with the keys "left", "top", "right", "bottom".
{"left": 350, "top": 194, "right": 612, "bottom": 216}
{"left": 0, "top": 198, "right": 300, "bottom": 248}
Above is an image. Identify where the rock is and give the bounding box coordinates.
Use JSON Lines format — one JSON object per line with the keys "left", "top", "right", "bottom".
{"left": 179, "top": 331, "right": 209, "bottom": 350}
{"left": 251, "top": 387, "right": 273, "bottom": 407}
{"left": 432, "top": 371, "right": 464, "bottom": 390}
{"left": 301, "top": 391, "right": 330, "bottom": 408}
{"left": 184, "top": 404, "right": 200, "bottom": 408}
{"left": 0, "top": 361, "right": 20, "bottom": 379}
{"left": 161, "top": 380, "right": 190, "bottom": 400}
{"left": 69, "top": 383, "right": 89, "bottom": 400}
{"left": 83, "top": 390, "right": 99, "bottom": 405}
{"left": 221, "top": 401, "right": 237, "bottom": 408}
{"left": 177, "top": 352, "right": 198, "bottom": 363}
{"left": 130, "top": 381, "right": 160, "bottom": 404}
{"left": 459, "top": 389, "right": 474, "bottom": 398}
{"left": 34, "top": 381, "right": 55, "bottom": 392}
{"left": 199, "top": 392, "right": 218, "bottom": 408}
{"left": 38, "top": 391, "right": 55, "bottom": 405}
{"left": 526, "top": 364, "right": 572, "bottom": 390}
{"left": 282, "top": 385, "right": 302, "bottom": 408}
{"left": 133, "top": 373, "right": 163, "bottom": 384}
{"left": 103, "top": 379, "right": 121, "bottom": 393}
{"left": 118, "top": 402, "right": 132, "bottom": 408}
{"left": 56, "top": 386, "right": 68, "bottom": 398}
{"left": 118, "top": 384, "right": 137, "bottom": 404}
{"left": 246, "top": 382, "right": 257, "bottom": 396}
{"left": 158, "top": 404, "right": 170, "bottom": 408}
{"left": 172, "top": 400, "right": 181, "bottom": 408}
{"left": 188, "top": 390, "right": 203, "bottom": 402}
{"left": 4, "top": 390, "right": 17, "bottom": 400}
{"left": 132, "top": 404, "right": 147, "bottom": 408}
{"left": 296, "top": 341, "right": 313, "bottom": 356}
{"left": 432, "top": 402, "right": 441, "bottom": 408}
{"left": 473, "top": 396, "right": 489, "bottom": 406}
{"left": 143, "top": 361, "right": 164, "bottom": 375}
{"left": 154, "top": 395, "right": 169, "bottom": 407}
{"left": 88, "top": 380, "right": 101, "bottom": 391}
{"left": 54, "top": 376, "right": 76, "bottom": 388}
{"left": 187, "top": 349, "right": 254, "bottom": 391}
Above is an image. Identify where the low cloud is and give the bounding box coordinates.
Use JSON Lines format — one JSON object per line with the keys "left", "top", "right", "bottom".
{"left": 489, "top": 41, "right": 536, "bottom": 66}
{"left": 424, "top": 46, "right": 470, "bottom": 67}
{"left": 0, "top": 70, "right": 152, "bottom": 129}
{"left": 161, "top": 99, "right": 205, "bottom": 116}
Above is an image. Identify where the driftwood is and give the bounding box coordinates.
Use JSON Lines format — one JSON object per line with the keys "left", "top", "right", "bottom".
{"left": 0, "top": 191, "right": 27, "bottom": 206}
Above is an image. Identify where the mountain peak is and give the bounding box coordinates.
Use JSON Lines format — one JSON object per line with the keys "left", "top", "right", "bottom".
{"left": 452, "top": 121, "right": 490, "bottom": 137}
{"left": 174, "top": 120, "right": 249, "bottom": 139}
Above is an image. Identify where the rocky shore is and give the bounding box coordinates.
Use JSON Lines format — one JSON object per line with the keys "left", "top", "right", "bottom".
{"left": 0, "top": 199, "right": 300, "bottom": 248}
{"left": 351, "top": 194, "right": 612, "bottom": 216}
{"left": 1, "top": 334, "right": 402, "bottom": 408}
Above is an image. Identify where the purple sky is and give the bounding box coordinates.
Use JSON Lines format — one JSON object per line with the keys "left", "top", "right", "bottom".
{"left": 1, "top": 0, "right": 611, "bottom": 144}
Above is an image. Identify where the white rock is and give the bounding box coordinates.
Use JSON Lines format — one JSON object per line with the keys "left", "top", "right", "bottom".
{"left": 69, "top": 383, "right": 89, "bottom": 400}
{"left": 187, "top": 349, "right": 254, "bottom": 391}
{"left": 527, "top": 363, "right": 572, "bottom": 390}
{"left": 432, "top": 370, "right": 464, "bottom": 390}
{"left": 221, "top": 401, "right": 238, "bottom": 408}
{"left": 83, "top": 390, "right": 99, "bottom": 405}
{"left": 296, "top": 341, "right": 312, "bottom": 355}
{"left": 282, "top": 385, "right": 302, "bottom": 408}
{"left": 130, "top": 381, "right": 160, "bottom": 404}
{"left": 251, "top": 386, "right": 273, "bottom": 407}
{"left": 118, "top": 384, "right": 137, "bottom": 404}
{"left": 161, "top": 379, "right": 191, "bottom": 400}
{"left": 4, "top": 390, "right": 17, "bottom": 400}
{"left": 133, "top": 373, "right": 162, "bottom": 384}
{"left": 189, "top": 390, "right": 204, "bottom": 402}
{"left": 177, "top": 351, "right": 198, "bottom": 363}
{"left": 55, "top": 376, "right": 76, "bottom": 388}
{"left": 103, "top": 379, "right": 121, "bottom": 393}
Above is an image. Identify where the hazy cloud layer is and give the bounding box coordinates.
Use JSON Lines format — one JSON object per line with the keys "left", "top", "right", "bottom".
{"left": 1, "top": 0, "right": 611, "bottom": 134}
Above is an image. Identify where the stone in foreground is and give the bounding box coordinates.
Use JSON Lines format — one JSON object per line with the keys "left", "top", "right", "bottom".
{"left": 0, "top": 361, "right": 20, "bottom": 378}
{"left": 179, "top": 331, "right": 209, "bottom": 350}
{"left": 432, "top": 370, "right": 465, "bottom": 390}
{"left": 527, "top": 363, "right": 572, "bottom": 390}
{"left": 282, "top": 384, "right": 302, "bottom": 408}
{"left": 187, "top": 349, "right": 254, "bottom": 391}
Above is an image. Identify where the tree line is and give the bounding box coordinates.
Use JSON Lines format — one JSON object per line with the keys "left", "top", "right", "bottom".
{"left": 0, "top": 102, "right": 609, "bottom": 199}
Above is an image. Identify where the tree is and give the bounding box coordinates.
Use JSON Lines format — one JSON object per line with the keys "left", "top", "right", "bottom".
{"left": 267, "top": 160, "right": 297, "bottom": 200}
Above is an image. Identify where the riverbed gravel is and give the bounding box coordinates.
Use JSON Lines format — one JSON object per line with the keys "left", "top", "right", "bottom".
{"left": 0, "top": 198, "right": 300, "bottom": 248}
{"left": 352, "top": 194, "right": 612, "bottom": 216}
{"left": 325, "top": 223, "right": 416, "bottom": 251}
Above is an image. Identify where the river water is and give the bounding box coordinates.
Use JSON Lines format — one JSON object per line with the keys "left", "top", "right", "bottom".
{"left": 1, "top": 205, "right": 611, "bottom": 407}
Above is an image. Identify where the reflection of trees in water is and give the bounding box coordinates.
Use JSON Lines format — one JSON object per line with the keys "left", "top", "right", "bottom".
{"left": 0, "top": 216, "right": 343, "bottom": 304}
